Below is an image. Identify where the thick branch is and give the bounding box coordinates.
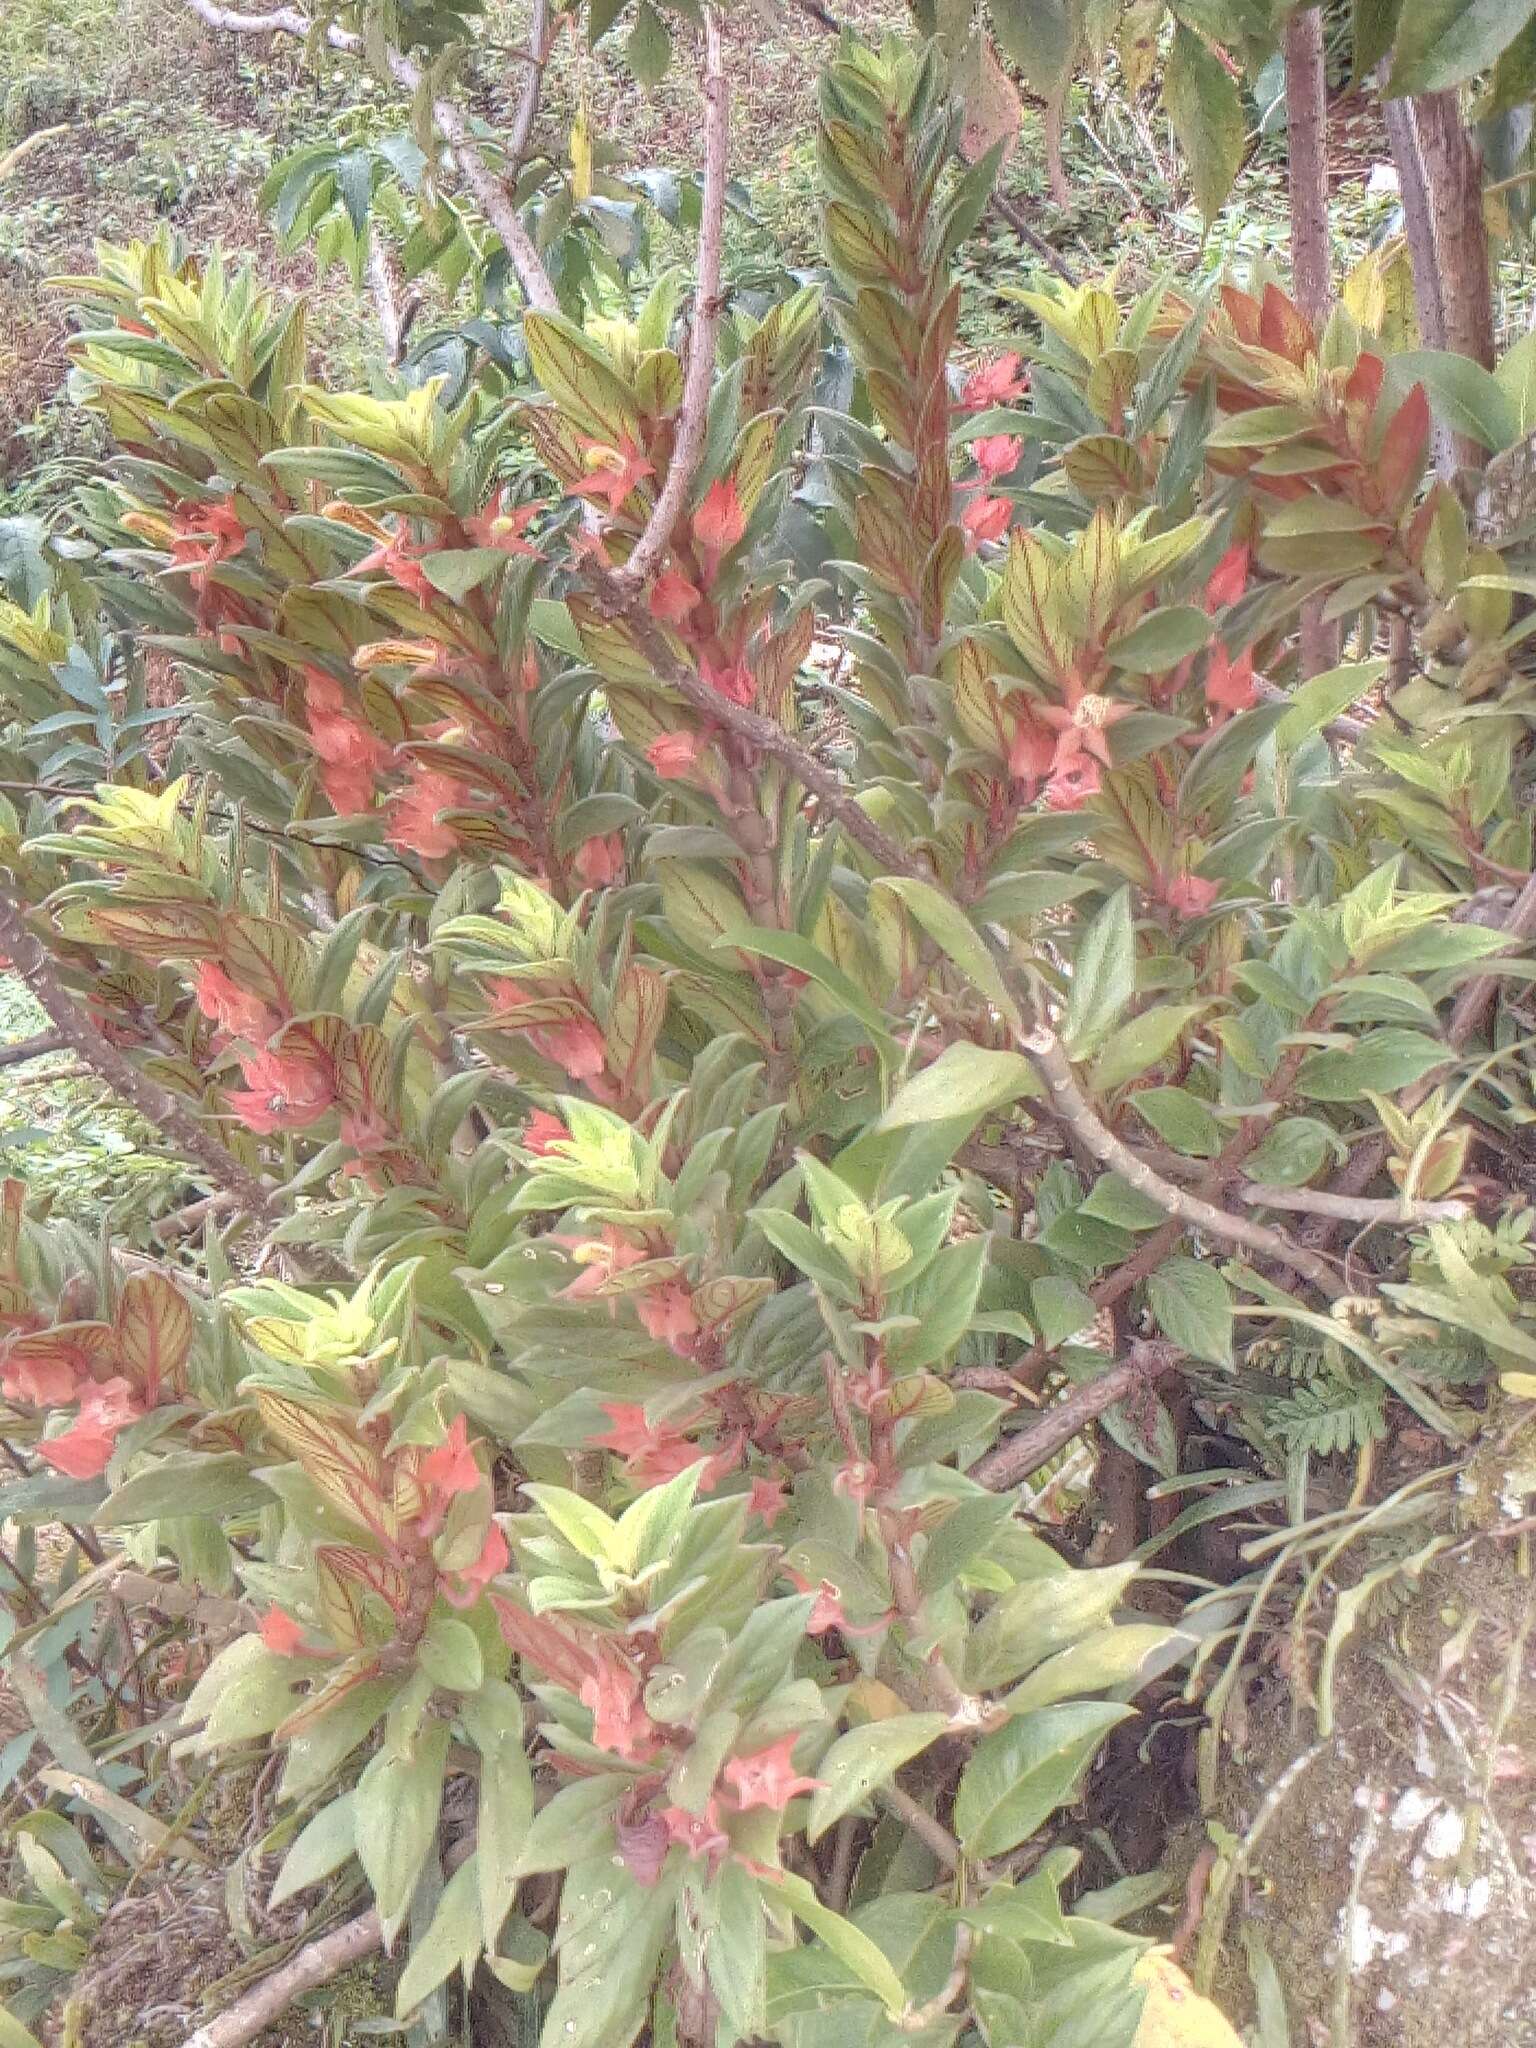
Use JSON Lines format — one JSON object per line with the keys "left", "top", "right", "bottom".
{"left": 1283, "top": 8, "right": 1331, "bottom": 331}
{"left": 0, "top": 887, "right": 278, "bottom": 1221}
{"left": 985, "top": 188, "right": 1078, "bottom": 287}
{"left": 620, "top": 8, "right": 730, "bottom": 589}
{"left": 971, "top": 1342, "right": 1181, "bottom": 1492}
{"left": 1019, "top": 1020, "right": 1347, "bottom": 1298}
{"left": 182, "top": 1909, "right": 382, "bottom": 2048}
{"left": 181, "top": 0, "right": 558, "bottom": 312}
{"left": 506, "top": 0, "right": 554, "bottom": 172}
{"left": 1447, "top": 870, "right": 1536, "bottom": 1049}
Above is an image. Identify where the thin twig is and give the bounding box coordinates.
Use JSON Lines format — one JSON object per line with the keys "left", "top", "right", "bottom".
{"left": 1238, "top": 1184, "right": 1471, "bottom": 1223}
{"left": 180, "top": 0, "right": 558, "bottom": 311}
{"left": 620, "top": 7, "right": 730, "bottom": 589}
{"left": 0, "top": 1031, "right": 67, "bottom": 1070}
{"left": 876, "top": 1784, "right": 960, "bottom": 1871}
{"left": 506, "top": 0, "right": 554, "bottom": 179}
{"left": 985, "top": 187, "right": 1078, "bottom": 286}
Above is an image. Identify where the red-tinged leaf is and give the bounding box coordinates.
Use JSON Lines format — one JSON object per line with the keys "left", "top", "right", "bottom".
{"left": 606, "top": 961, "right": 667, "bottom": 1097}
{"left": 314, "top": 1551, "right": 370, "bottom": 1649}
{"left": 1258, "top": 283, "right": 1315, "bottom": 369}
{"left": 220, "top": 915, "right": 311, "bottom": 1014}
{"left": 83, "top": 901, "right": 225, "bottom": 962}
{"left": 1220, "top": 285, "right": 1262, "bottom": 345}
{"left": 490, "top": 1597, "right": 597, "bottom": 1692}
{"left": 1345, "top": 350, "right": 1386, "bottom": 411}
{"left": 333, "top": 1022, "right": 392, "bottom": 1122}
{"left": 1376, "top": 383, "right": 1431, "bottom": 513}
{"left": 113, "top": 1270, "right": 194, "bottom": 1403}
{"left": 253, "top": 1391, "right": 399, "bottom": 1541}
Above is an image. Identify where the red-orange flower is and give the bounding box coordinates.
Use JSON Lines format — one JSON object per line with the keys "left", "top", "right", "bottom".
{"left": 464, "top": 488, "right": 542, "bottom": 556}
{"left": 169, "top": 495, "right": 248, "bottom": 592}
{"left": 303, "top": 668, "right": 388, "bottom": 816}
{"left": 701, "top": 657, "right": 754, "bottom": 707}
{"left": 522, "top": 1109, "right": 571, "bottom": 1156}
{"left": 659, "top": 1800, "right": 730, "bottom": 1868}
{"left": 634, "top": 1280, "right": 700, "bottom": 1354}
{"left": 722, "top": 1734, "right": 825, "bottom": 1812}
{"left": 39, "top": 1378, "right": 140, "bottom": 1480}
{"left": 351, "top": 524, "right": 438, "bottom": 604}
{"left": 972, "top": 433, "right": 1022, "bottom": 480}
{"left": 228, "top": 1045, "right": 335, "bottom": 1134}
{"left": 442, "top": 1522, "right": 509, "bottom": 1609}
{"left": 579, "top": 1647, "right": 662, "bottom": 1761}
{"left": 1166, "top": 872, "right": 1220, "bottom": 918}
{"left": 421, "top": 1414, "right": 482, "bottom": 1506}
{"left": 574, "top": 437, "right": 654, "bottom": 513}
{"left": 960, "top": 353, "right": 1028, "bottom": 410}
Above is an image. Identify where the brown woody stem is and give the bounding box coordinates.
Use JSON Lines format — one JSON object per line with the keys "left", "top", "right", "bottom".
{"left": 970, "top": 1342, "right": 1182, "bottom": 1492}
{"left": 620, "top": 7, "right": 730, "bottom": 588}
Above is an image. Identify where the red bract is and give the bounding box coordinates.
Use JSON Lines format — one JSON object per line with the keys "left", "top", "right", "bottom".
{"left": 442, "top": 1521, "right": 509, "bottom": 1609}
{"left": 522, "top": 1109, "right": 571, "bottom": 1156}
{"left": 39, "top": 1378, "right": 141, "bottom": 1480}
{"left": 747, "top": 1476, "right": 789, "bottom": 1528}
{"left": 962, "top": 493, "right": 1013, "bottom": 553}
{"left": 634, "top": 1280, "right": 700, "bottom": 1354}
{"left": 701, "top": 657, "right": 755, "bottom": 707}
{"left": 351, "top": 525, "right": 439, "bottom": 604}
{"left": 228, "top": 1044, "right": 335, "bottom": 1134}
{"left": 660, "top": 1800, "right": 730, "bottom": 1869}
{"left": 1205, "top": 543, "right": 1251, "bottom": 612}
{"left": 572, "top": 833, "right": 626, "bottom": 887}
{"left": 168, "top": 495, "right": 248, "bottom": 591}
{"left": 558, "top": 1230, "right": 650, "bottom": 1303}
{"left": 647, "top": 730, "right": 705, "bottom": 780}
{"left": 648, "top": 569, "right": 701, "bottom": 622}
{"left": 722, "top": 1734, "right": 825, "bottom": 1812}
{"left": 1167, "top": 873, "right": 1220, "bottom": 918}
{"left": 692, "top": 476, "right": 747, "bottom": 565}
{"left": 194, "top": 962, "right": 281, "bottom": 1045}
{"left": 420, "top": 1414, "right": 482, "bottom": 1507}
{"left": 303, "top": 668, "right": 388, "bottom": 816}
{"left": 972, "top": 433, "right": 1022, "bottom": 480}
{"left": 578, "top": 1648, "right": 662, "bottom": 1761}
{"left": 259, "top": 1605, "right": 308, "bottom": 1657}
{"left": 1205, "top": 643, "right": 1257, "bottom": 716}
{"left": 1, "top": 1348, "right": 81, "bottom": 1407}
{"left": 959, "top": 353, "right": 1028, "bottom": 409}
{"left": 387, "top": 764, "right": 472, "bottom": 862}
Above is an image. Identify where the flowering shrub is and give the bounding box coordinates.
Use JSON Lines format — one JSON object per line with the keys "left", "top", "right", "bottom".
{"left": 2, "top": 27, "right": 1535, "bottom": 2048}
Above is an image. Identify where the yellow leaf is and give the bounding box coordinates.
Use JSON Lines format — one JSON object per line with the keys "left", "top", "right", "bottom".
{"left": 570, "top": 87, "right": 593, "bottom": 204}
{"left": 1131, "top": 1952, "right": 1244, "bottom": 2048}
{"left": 1499, "top": 1371, "right": 1536, "bottom": 1400}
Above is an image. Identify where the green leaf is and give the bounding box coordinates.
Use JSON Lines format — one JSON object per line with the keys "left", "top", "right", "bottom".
{"left": 354, "top": 1720, "right": 450, "bottom": 1944}
{"left": 1388, "top": 0, "right": 1536, "bottom": 93}
{"left": 954, "top": 1703, "right": 1133, "bottom": 1856}
{"left": 1106, "top": 606, "right": 1213, "bottom": 674}
{"left": 1272, "top": 659, "right": 1387, "bottom": 751}
{"left": 1063, "top": 889, "right": 1134, "bottom": 1058}
{"left": 419, "top": 1615, "right": 484, "bottom": 1692}
{"left": 95, "top": 1453, "right": 271, "bottom": 1527}
{"left": 730, "top": 927, "right": 896, "bottom": 1059}
{"left": 1002, "top": 1625, "right": 1192, "bottom": 1714}
{"left": 990, "top": 0, "right": 1076, "bottom": 94}
{"left": 461, "top": 1683, "right": 532, "bottom": 1949}
{"left": 627, "top": 0, "right": 672, "bottom": 86}
{"left": 1354, "top": 0, "right": 1405, "bottom": 82}
{"left": 269, "top": 1793, "right": 357, "bottom": 1909}
{"left": 420, "top": 548, "right": 510, "bottom": 601}
{"left": 1130, "top": 1086, "right": 1223, "bottom": 1158}
{"left": 1243, "top": 1117, "right": 1334, "bottom": 1186}
{"left": 1146, "top": 1256, "right": 1232, "bottom": 1366}
{"left": 872, "top": 878, "right": 1021, "bottom": 1032}
{"left": 1389, "top": 351, "right": 1517, "bottom": 453}
{"left": 704, "top": 1860, "right": 769, "bottom": 2036}
{"left": 395, "top": 1855, "right": 483, "bottom": 2017}
{"left": 1088, "top": 1003, "right": 1206, "bottom": 1093}
{"left": 806, "top": 1714, "right": 950, "bottom": 1842}
{"left": 766, "top": 1870, "right": 908, "bottom": 2015}
{"left": 1031, "top": 1273, "right": 1098, "bottom": 1349}
{"left": 967, "top": 1563, "right": 1139, "bottom": 1692}
{"left": 880, "top": 1044, "right": 1035, "bottom": 1128}
{"left": 1164, "top": 22, "right": 1247, "bottom": 225}
{"left": 1295, "top": 1028, "right": 1447, "bottom": 1101}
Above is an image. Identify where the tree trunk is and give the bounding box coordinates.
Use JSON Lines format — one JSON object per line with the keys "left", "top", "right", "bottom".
{"left": 1410, "top": 89, "right": 1496, "bottom": 473}
{"left": 1382, "top": 97, "right": 1447, "bottom": 351}
{"left": 1285, "top": 7, "right": 1337, "bottom": 676}
{"left": 1284, "top": 6, "right": 1330, "bottom": 330}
